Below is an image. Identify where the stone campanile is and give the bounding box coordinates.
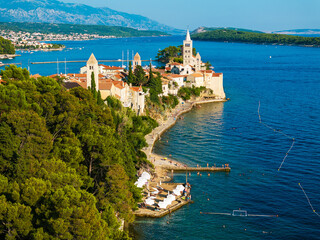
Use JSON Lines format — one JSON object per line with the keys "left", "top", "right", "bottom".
{"left": 86, "top": 53, "right": 99, "bottom": 90}
{"left": 183, "top": 29, "right": 193, "bottom": 65}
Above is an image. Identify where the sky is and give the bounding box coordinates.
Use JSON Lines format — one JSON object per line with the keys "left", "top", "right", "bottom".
{"left": 61, "top": 0, "right": 320, "bottom": 31}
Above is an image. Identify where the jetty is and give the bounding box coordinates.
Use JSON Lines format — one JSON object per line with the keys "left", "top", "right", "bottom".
{"left": 162, "top": 166, "right": 231, "bottom": 172}
{"left": 135, "top": 199, "right": 191, "bottom": 218}
{"left": 30, "top": 59, "right": 155, "bottom": 65}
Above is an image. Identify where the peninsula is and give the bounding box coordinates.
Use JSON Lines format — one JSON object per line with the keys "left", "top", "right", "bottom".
{"left": 192, "top": 28, "right": 320, "bottom": 47}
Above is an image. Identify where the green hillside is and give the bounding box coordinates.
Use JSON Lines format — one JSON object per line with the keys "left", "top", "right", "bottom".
{"left": 192, "top": 29, "right": 320, "bottom": 47}
{"left": 0, "top": 22, "right": 169, "bottom": 37}
{"left": 0, "top": 65, "right": 158, "bottom": 239}
{"left": 0, "top": 36, "right": 15, "bottom": 54}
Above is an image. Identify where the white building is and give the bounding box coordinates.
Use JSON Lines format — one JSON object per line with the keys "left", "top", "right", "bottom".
{"left": 63, "top": 53, "right": 146, "bottom": 114}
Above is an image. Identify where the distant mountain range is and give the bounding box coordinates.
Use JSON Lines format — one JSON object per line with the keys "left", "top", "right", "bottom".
{"left": 0, "top": 22, "right": 169, "bottom": 37}
{"left": 0, "top": 0, "right": 183, "bottom": 35}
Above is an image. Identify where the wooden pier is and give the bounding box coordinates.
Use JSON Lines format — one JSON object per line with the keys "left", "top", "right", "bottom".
{"left": 162, "top": 166, "right": 231, "bottom": 172}
{"left": 134, "top": 199, "right": 192, "bottom": 218}
{"left": 30, "top": 59, "right": 155, "bottom": 65}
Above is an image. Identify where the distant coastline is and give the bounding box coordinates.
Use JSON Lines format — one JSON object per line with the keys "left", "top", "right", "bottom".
{"left": 192, "top": 29, "right": 320, "bottom": 48}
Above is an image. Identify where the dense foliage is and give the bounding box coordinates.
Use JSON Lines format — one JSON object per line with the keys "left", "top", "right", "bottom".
{"left": 146, "top": 67, "right": 162, "bottom": 104}
{"left": 16, "top": 43, "right": 64, "bottom": 50}
{"left": 155, "top": 45, "right": 196, "bottom": 63}
{"left": 0, "top": 65, "right": 157, "bottom": 239}
{"left": 0, "top": 22, "right": 168, "bottom": 38}
{"left": 178, "top": 86, "right": 206, "bottom": 101}
{"left": 192, "top": 29, "right": 320, "bottom": 46}
{"left": 0, "top": 36, "right": 15, "bottom": 54}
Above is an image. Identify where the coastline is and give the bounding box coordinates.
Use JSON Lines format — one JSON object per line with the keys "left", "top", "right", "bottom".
{"left": 0, "top": 54, "right": 21, "bottom": 60}
{"left": 133, "top": 98, "right": 228, "bottom": 218}
{"left": 143, "top": 98, "right": 228, "bottom": 162}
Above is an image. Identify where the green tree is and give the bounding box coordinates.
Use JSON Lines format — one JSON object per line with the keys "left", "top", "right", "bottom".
{"left": 133, "top": 65, "right": 147, "bottom": 86}
{"left": 0, "top": 36, "right": 15, "bottom": 54}
{"left": 106, "top": 164, "right": 135, "bottom": 223}
{"left": 127, "top": 61, "right": 135, "bottom": 84}
{"left": 90, "top": 72, "right": 97, "bottom": 98}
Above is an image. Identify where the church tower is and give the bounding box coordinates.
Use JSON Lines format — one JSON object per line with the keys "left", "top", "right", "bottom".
{"left": 183, "top": 29, "right": 193, "bottom": 66}
{"left": 133, "top": 52, "right": 141, "bottom": 70}
{"left": 195, "top": 52, "right": 202, "bottom": 71}
{"left": 86, "top": 53, "right": 99, "bottom": 91}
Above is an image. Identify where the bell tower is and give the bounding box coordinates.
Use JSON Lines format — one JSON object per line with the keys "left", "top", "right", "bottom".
{"left": 86, "top": 53, "right": 99, "bottom": 90}
{"left": 183, "top": 29, "right": 193, "bottom": 66}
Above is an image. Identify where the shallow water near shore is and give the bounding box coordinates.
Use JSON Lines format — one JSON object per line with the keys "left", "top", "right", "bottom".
{"left": 2, "top": 36, "right": 320, "bottom": 239}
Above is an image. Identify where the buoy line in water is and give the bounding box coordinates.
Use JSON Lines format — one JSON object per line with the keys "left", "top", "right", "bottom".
{"left": 298, "top": 183, "right": 320, "bottom": 217}
{"left": 258, "top": 101, "right": 295, "bottom": 171}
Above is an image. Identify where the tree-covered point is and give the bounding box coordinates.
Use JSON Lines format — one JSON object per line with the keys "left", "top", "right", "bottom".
{"left": 16, "top": 43, "right": 65, "bottom": 50}
{"left": 0, "top": 36, "right": 15, "bottom": 54}
{"left": 156, "top": 45, "right": 196, "bottom": 63}
{"left": 0, "top": 22, "right": 169, "bottom": 38}
{"left": 0, "top": 65, "right": 157, "bottom": 239}
{"left": 192, "top": 29, "right": 320, "bottom": 47}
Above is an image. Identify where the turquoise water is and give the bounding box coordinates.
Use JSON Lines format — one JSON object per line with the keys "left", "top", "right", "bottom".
{"left": 2, "top": 37, "right": 320, "bottom": 239}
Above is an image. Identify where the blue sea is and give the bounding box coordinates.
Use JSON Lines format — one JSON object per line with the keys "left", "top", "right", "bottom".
{"left": 1, "top": 36, "right": 320, "bottom": 239}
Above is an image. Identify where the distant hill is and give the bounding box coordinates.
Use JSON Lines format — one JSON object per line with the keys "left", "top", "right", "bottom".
{"left": 0, "top": 0, "right": 183, "bottom": 35}
{"left": 0, "top": 22, "right": 168, "bottom": 38}
{"left": 272, "top": 29, "right": 320, "bottom": 35}
{"left": 191, "top": 29, "right": 320, "bottom": 47}
{"left": 192, "top": 27, "right": 263, "bottom": 34}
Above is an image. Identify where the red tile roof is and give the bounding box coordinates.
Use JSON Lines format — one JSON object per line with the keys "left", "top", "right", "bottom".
{"left": 67, "top": 73, "right": 87, "bottom": 78}
{"left": 191, "top": 73, "right": 203, "bottom": 78}
{"left": 30, "top": 74, "right": 41, "bottom": 79}
{"left": 100, "top": 65, "right": 124, "bottom": 70}
{"left": 113, "top": 81, "right": 125, "bottom": 89}
{"left": 99, "top": 81, "right": 113, "bottom": 90}
{"left": 130, "top": 86, "right": 142, "bottom": 92}
{"left": 212, "top": 73, "right": 222, "bottom": 77}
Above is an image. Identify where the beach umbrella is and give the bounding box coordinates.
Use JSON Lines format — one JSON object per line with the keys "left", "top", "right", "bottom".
{"left": 164, "top": 197, "right": 173, "bottom": 205}
{"left": 158, "top": 201, "right": 168, "bottom": 209}
{"left": 173, "top": 189, "right": 181, "bottom": 196}
{"left": 167, "top": 194, "right": 176, "bottom": 202}
{"left": 141, "top": 172, "right": 151, "bottom": 180}
{"left": 151, "top": 189, "right": 159, "bottom": 195}
{"left": 176, "top": 185, "right": 185, "bottom": 191}
{"left": 145, "top": 198, "right": 155, "bottom": 206}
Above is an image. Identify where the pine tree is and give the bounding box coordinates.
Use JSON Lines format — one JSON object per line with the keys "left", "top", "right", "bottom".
{"left": 127, "top": 61, "right": 134, "bottom": 84}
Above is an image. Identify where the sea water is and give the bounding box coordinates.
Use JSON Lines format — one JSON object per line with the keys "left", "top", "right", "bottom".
{"left": 2, "top": 36, "right": 320, "bottom": 239}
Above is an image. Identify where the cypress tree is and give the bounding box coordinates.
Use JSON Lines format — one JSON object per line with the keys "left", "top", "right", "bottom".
{"left": 127, "top": 61, "right": 134, "bottom": 84}
{"left": 97, "top": 90, "right": 104, "bottom": 106}
{"left": 91, "top": 72, "right": 97, "bottom": 98}
{"left": 148, "top": 63, "right": 154, "bottom": 85}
